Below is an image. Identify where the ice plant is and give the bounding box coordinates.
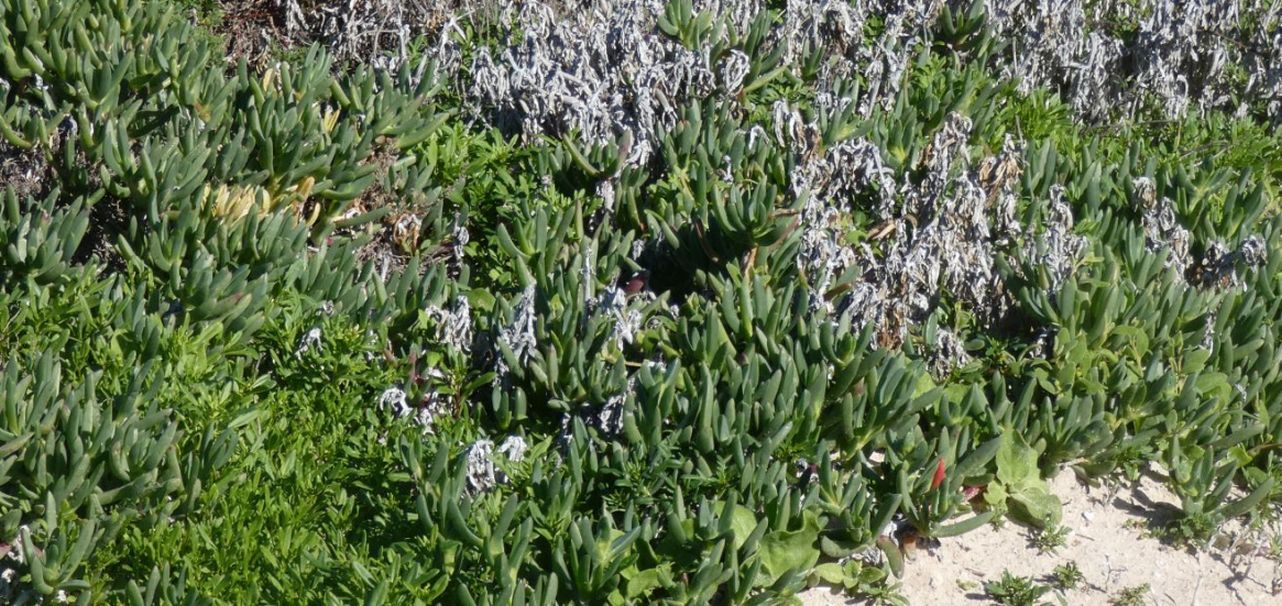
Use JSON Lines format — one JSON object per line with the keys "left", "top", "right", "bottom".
{"left": 3, "top": 0, "right": 1282, "bottom": 602}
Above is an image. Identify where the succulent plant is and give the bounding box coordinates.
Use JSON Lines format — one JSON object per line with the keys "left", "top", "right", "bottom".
{"left": 3, "top": 0, "right": 1282, "bottom": 603}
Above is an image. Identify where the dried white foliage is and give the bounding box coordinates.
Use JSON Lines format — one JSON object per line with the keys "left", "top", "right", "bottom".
{"left": 497, "top": 435, "right": 529, "bottom": 462}
{"left": 790, "top": 111, "right": 1084, "bottom": 349}
{"left": 464, "top": 433, "right": 533, "bottom": 493}
{"left": 555, "top": 412, "right": 576, "bottom": 449}
{"left": 423, "top": 295, "right": 475, "bottom": 354}
{"left": 1, "top": 544, "right": 19, "bottom": 602}
{"left": 1133, "top": 175, "right": 1268, "bottom": 288}
{"left": 785, "top": 101, "right": 897, "bottom": 312}
{"left": 1020, "top": 184, "right": 1087, "bottom": 292}
{"left": 827, "top": 114, "right": 1030, "bottom": 345}
{"left": 279, "top": 0, "right": 417, "bottom": 66}
{"left": 451, "top": 211, "right": 470, "bottom": 268}
{"left": 464, "top": 438, "right": 497, "bottom": 494}
{"left": 294, "top": 326, "right": 324, "bottom": 358}
{"left": 928, "top": 327, "right": 974, "bottom": 377}
{"left": 275, "top": 0, "right": 1273, "bottom": 367}
{"left": 0, "top": 527, "right": 27, "bottom": 601}
{"left": 379, "top": 386, "right": 409, "bottom": 414}
{"left": 1134, "top": 176, "right": 1194, "bottom": 276}
{"left": 283, "top": 0, "right": 1282, "bottom": 128}
{"left": 591, "top": 286, "right": 646, "bottom": 350}
{"left": 1193, "top": 235, "right": 1269, "bottom": 288}
{"left": 1239, "top": 234, "right": 1268, "bottom": 267}
{"left": 379, "top": 386, "right": 448, "bottom": 433}
{"left": 718, "top": 49, "right": 751, "bottom": 92}
{"left": 0, "top": 568, "right": 14, "bottom": 605}
{"left": 986, "top": 0, "right": 1282, "bottom": 122}
{"left": 462, "top": 1, "right": 723, "bottom": 164}
{"left": 496, "top": 284, "right": 538, "bottom": 378}
{"left": 777, "top": 0, "right": 867, "bottom": 69}
{"left": 597, "top": 391, "right": 627, "bottom": 437}
{"left": 797, "top": 201, "right": 860, "bottom": 311}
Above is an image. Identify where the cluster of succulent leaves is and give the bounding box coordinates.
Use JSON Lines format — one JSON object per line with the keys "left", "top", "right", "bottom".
{"left": 2, "top": 0, "right": 1282, "bottom": 604}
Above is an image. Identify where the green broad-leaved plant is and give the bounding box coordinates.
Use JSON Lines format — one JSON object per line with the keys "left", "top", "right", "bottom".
{"left": 983, "top": 433, "right": 1063, "bottom": 528}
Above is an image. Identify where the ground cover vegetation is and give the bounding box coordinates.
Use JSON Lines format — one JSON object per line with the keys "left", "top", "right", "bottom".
{"left": 2, "top": 0, "right": 1282, "bottom": 603}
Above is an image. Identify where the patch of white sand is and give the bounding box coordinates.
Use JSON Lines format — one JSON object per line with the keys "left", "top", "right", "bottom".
{"left": 801, "top": 468, "right": 1281, "bottom": 605}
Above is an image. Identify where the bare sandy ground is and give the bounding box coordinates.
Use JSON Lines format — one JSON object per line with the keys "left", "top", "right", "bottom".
{"left": 801, "top": 468, "right": 1282, "bottom": 605}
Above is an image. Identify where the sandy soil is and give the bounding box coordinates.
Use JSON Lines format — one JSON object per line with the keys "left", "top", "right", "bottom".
{"left": 800, "top": 468, "right": 1282, "bottom": 605}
